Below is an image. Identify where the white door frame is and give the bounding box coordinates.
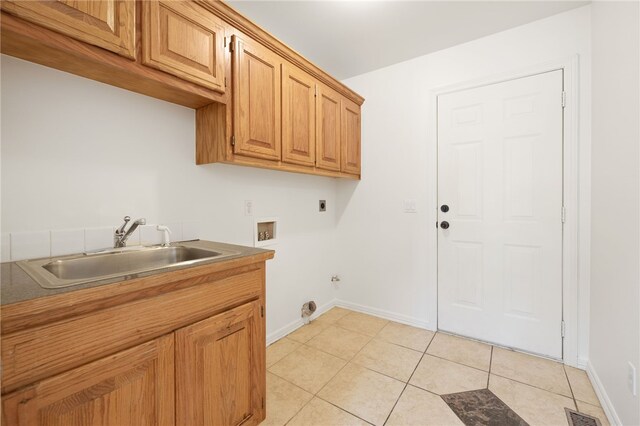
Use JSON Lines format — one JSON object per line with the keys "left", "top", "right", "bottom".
{"left": 428, "top": 55, "right": 581, "bottom": 366}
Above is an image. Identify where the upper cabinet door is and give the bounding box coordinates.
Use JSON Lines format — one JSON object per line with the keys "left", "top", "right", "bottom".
{"left": 1, "top": 0, "right": 135, "bottom": 59}
{"left": 176, "top": 301, "right": 264, "bottom": 426}
{"left": 341, "top": 97, "right": 362, "bottom": 175}
{"left": 281, "top": 64, "right": 316, "bottom": 166}
{"left": 316, "top": 84, "right": 342, "bottom": 171}
{"left": 1, "top": 335, "right": 175, "bottom": 426}
{"left": 142, "top": 1, "right": 225, "bottom": 92}
{"left": 232, "top": 35, "right": 282, "bottom": 161}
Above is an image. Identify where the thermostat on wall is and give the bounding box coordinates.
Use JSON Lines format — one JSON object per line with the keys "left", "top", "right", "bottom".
{"left": 254, "top": 217, "right": 278, "bottom": 247}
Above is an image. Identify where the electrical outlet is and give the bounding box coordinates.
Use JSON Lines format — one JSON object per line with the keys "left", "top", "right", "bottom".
{"left": 244, "top": 200, "right": 253, "bottom": 216}
{"left": 629, "top": 362, "right": 637, "bottom": 396}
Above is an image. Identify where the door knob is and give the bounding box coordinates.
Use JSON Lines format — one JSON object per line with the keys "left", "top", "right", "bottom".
{"left": 441, "top": 205, "right": 449, "bottom": 213}
{"left": 440, "top": 221, "right": 450, "bottom": 229}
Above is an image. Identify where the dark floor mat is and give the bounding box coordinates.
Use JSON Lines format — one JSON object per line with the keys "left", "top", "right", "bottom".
{"left": 441, "top": 388, "right": 529, "bottom": 426}
{"left": 565, "top": 408, "right": 602, "bottom": 426}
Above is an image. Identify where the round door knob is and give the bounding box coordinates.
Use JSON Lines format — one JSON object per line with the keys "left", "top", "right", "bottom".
{"left": 441, "top": 205, "right": 449, "bottom": 213}
{"left": 440, "top": 221, "right": 450, "bottom": 229}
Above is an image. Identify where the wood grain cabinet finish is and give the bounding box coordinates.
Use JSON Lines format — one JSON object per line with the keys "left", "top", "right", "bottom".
{"left": 316, "top": 84, "right": 342, "bottom": 171}
{"left": 2, "top": 335, "right": 175, "bottom": 426}
{"left": 341, "top": 97, "right": 362, "bottom": 175}
{"left": 176, "top": 301, "right": 264, "bottom": 426}
{"left": 142, "top": 1, "right": 226, "bottom": 92}
{"left": 232, "top": 35, "right": 282, "bottom": 161}
{"left": 282, "top": 64, "right": 316, "bottom": 166}
{"left": 1, "top": 0, "right": 136, "bottom": 59}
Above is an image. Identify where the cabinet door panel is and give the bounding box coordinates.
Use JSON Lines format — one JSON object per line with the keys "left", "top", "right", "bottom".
{"left": 282, "top": 64, "right": 316, "bottom": 166}
{"left": 176, "top": 301, "right": 265, "bottom": 426}
{"left": 143, "top": 1, "right": 225, "bottom": 92}
{"left": 2, "top": 335, "right": 174, "bottom": 426}
{"left": 233, "top": 35, "right": 282, "bottom": 161}
{"left": 316, "top": 84, "right": 342, "bottom": 171}
{"left": 341, "top": 97, "right": 362, "bottom": 175}
{"left": 1, "top": 0, "right": 135, "bottom": 58}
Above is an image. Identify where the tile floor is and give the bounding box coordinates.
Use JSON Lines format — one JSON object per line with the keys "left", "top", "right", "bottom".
{"left": 263, "top": 308, "right": 608, "bottom": 426}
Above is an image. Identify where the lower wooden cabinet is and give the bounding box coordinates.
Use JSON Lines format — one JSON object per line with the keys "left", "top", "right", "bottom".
{"left": 2, "top": 335, "right": 175, "bottom": 426}
{"left": 176, "top": 301, "right": 264, "bottom": 426}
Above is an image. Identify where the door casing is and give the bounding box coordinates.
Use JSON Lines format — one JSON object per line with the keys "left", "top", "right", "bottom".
{"left": 428, "top": 56, "right": 582, "bottom": 366}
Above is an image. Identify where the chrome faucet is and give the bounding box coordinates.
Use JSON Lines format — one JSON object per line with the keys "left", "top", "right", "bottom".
{"left": 114, "top": 216, "right": 146, "bottom": 248}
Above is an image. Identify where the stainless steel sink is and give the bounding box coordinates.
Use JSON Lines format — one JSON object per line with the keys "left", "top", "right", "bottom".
{"left": 17, "top": 245, "right": 239, "bottom": 289}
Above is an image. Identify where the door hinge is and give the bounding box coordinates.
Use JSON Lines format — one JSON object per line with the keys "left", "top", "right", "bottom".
{"left": 224, "top": 37, "right": 227, "bottom": 48}
{"left": 231, "top": 135, "right": 236, "bottom": 147}
{"left": 561, "top": 91, "right": 566, "bottom": 108}
{"left": 561, "top": 320, "right": 566, "bottom": 338}
{"left": 260, "top": 306, "right": 264, "bottom": 318}
{"left": 561, "top": 206, "right": 566, "bottom": 223}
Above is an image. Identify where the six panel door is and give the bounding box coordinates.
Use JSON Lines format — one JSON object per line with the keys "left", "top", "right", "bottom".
{"left": 316, "top": 84, "right": 342, "bottom": 171}
{"left": 437, "top": 70, "right": 564, "bottom": 358}
{"left": 341, "top": 97, "right": 362, "bottom": 175}
{"left": 1, "top": 0, "right": 136, "bottom": 58}
{"left": 176, "top": 301, "right": 265, "bottom": 426}
{"left": 282, "top": 64, "right": 316, "bottom": 166}
{"left": 142, "top": 1, "right": 225, "bottom": 92}
{"left": 1, "top": 335, "right": 175, "bottom": 425}
{"left": 233, "top": 35, "right": 282, "bottom": 161}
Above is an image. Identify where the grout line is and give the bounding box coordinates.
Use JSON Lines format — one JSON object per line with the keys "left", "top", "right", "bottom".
{"left": 487, "top": 346, "right": 494, "bottom": 388}
{"left": 489, "top": 371, "right": 575, "bottom": 400}
{"left": 312, "top": 395, "right": 376, "bottom": 426}
{"left": 563, "top": 364, "right": 579, "bottom": 410}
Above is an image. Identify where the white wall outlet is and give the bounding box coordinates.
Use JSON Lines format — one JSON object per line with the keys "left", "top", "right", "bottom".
{"left": 244, "top": 200, "right": 253, "bottom": 216}
{"left": 403, "top": 199, "right": 417, "bottom": 213}
{"left": 628, "top": 362, "right": 637, "bottom": 396}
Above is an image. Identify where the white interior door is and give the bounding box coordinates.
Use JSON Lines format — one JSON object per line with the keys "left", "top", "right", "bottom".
{"left": 437, "top": 70, "right": 564, "bottom": 359}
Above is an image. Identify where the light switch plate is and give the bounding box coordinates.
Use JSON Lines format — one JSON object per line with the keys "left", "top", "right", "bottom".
{"left": 244, "top": 200, "right": 253, "bottom": 216}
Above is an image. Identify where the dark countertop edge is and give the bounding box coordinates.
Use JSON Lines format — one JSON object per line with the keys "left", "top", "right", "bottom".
{"left": 1, "top": 240, "right": 275, "bottom": 307}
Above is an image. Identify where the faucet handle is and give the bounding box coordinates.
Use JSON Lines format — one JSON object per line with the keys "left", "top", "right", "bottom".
{"left": 116, "top": 216, "right": 131, "bottom": 235}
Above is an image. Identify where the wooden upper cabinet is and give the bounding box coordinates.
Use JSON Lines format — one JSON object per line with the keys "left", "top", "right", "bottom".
{"left": 142, "top": 1, "right": 225, "bottom": 92}
{"left": 1, "top": 0, "right": 136, "bottom": 59}
{"left": 232, "top": 35, "right": 282, "bottom": 161}
{"left": 2, "top": 335, "right": 175, "bottom": 426}
{"left": 176, "top": 301, "right": 264, "bottom": 426}
{"left": 282, "top": 64, "right": 316, "bottom": 166}
{"left": 341, "top": 97, "right": 362, "bottom": 175}
{"left": 316, "top": 84, "right": 342, "bottom": 171}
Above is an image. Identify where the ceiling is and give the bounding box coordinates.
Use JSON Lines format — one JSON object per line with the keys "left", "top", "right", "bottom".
{"left": 227, "top": 1, "right": 589, "bottom": 80}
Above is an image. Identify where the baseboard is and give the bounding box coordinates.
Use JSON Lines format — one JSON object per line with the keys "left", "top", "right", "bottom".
{"left": 577, "top": 356, "right": 589, "bottom": 370}
{"left": 586, "top": 361, "right": 622, "bottom": 426}
{"left": 334, "top": 299, "right": 435, "bottom": 331}
{"left": 266, "top": 299, "right": 337, "bottom": 345}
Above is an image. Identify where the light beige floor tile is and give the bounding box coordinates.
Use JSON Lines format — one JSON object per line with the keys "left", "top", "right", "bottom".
{"left": 409, "top": 354, "right": 488, "bottom": 395}
{"left": 426, "top": 333, "right": 492, "bottom": 371}
{"left": 386, "top": 385, "right": 464, "bottom": 426}
{"left": 287, "top": 398, "right": 369, "bottom": 426}
{"left": 269, "top": 345, "right": 346, "bottom": 394}
{"left": 287, "top": 321, "right": 329, "bottom": 343}
{"left": 307, "top": 325, "right": 371, "bottom": 360}
{"left": 577, "top": 401, "right": 611, "bottom": 426}
{"left": 376, "top": 322, "right": 435, "bottom": 352}
{"left": 566, "top": 366, "right": 600, "bottom": 406}
{"left": 352, "top": 339, "right": 422, "bottom": 382}
{"left": 262, "top": 373, "right": 313, "bottom": 426}
{"left": 317, "top": 363, "right": 404, "bottom": 426}
{"left": 336, "top": 312, "right": 389, "bottom": 337}
{"left": 314, "top": 307, "right": 352, "bottom": 325}
{"left": 489, "top": 374, "right": 575, "bottom": 426}
{"left": 491, "top": 347, "right": 572, "bottom": 397}
{"left": 267, "top": 338, "right": 301, "bottom": 368}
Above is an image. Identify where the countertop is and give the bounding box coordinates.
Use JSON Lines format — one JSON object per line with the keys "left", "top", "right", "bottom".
{"left": 1, "top": 240, "right": 274, "bottom": 306}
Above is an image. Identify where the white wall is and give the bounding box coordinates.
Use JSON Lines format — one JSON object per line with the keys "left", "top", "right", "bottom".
{"left": 0, "top": 55, "right": 339, "bottom": 340}
{"left": 590, "top": 2, "right": 640, "bottom": 425}
{"left": 336, "top": 6, "right": 592, "bottom": 363}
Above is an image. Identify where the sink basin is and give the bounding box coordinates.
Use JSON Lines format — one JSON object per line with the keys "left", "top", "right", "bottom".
{"left": 17, "top": 245, "right": 239, "bottom": 289}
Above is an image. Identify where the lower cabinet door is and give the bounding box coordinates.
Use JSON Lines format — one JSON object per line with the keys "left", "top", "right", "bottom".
{"left": 176, "top": 301, "right": 265, "bottom": 426}
{"left": 2, "top": 334, "right": 175, "bottom": 426}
